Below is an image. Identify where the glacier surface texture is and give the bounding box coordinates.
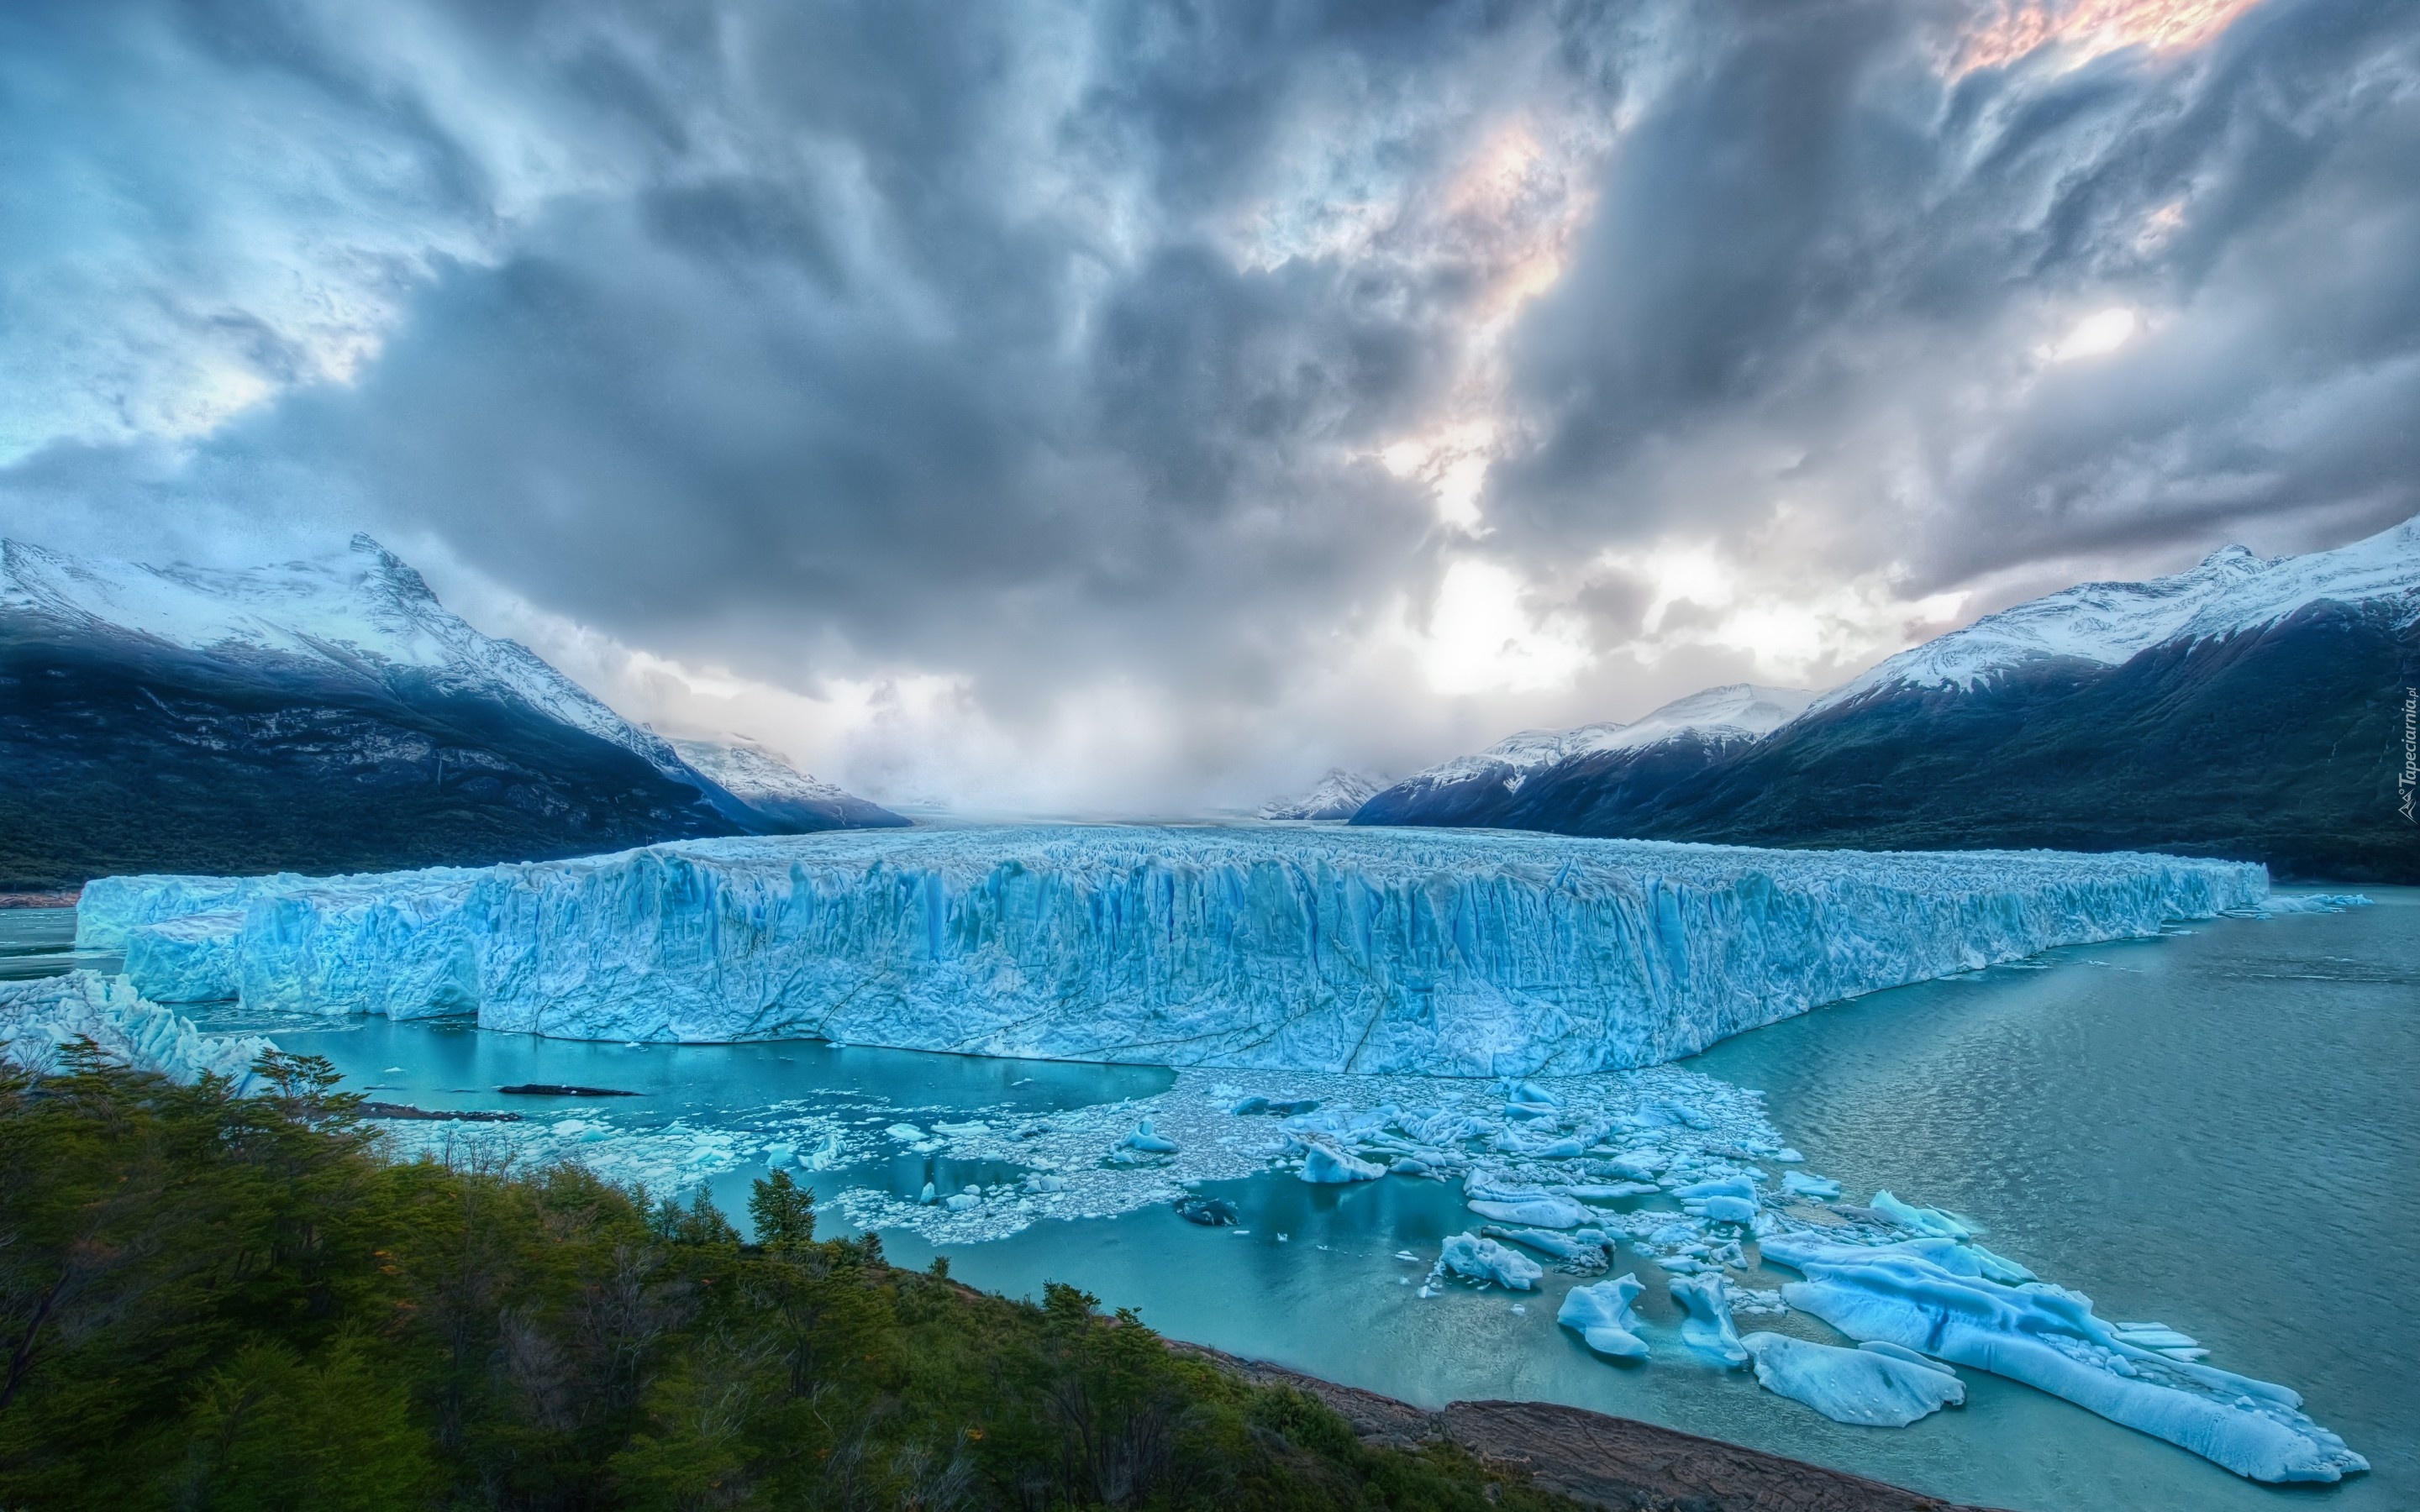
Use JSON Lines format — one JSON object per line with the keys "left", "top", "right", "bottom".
{"left": 80, "top": 826, "right": 2265, "bottom": 1074}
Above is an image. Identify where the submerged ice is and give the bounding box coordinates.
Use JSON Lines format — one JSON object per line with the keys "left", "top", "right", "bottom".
{"left": 82, "top": 826, "right": 2263, "bottom": 1074}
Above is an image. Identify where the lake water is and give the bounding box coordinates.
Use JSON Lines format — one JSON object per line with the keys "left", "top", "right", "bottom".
{"left": 10, "top": 890, "right": 2412, "bottom": 1510}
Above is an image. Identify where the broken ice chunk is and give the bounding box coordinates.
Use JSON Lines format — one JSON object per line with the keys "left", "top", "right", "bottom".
{"left": 1481, "top": 1226, "right": 1609, "bottom": 1273}
{"left": 1761, "top": 1233, "right": 2034, "bottom": 1285}
{"left": 2112, "top": 1326, "right": 2201, "bottom": 1351}
{"left": 1742, "top": 1331, "right": 1965, "bottom": 1426}
{"left": 1670, "top": 1273, "right": 1748, "bottom": 1368}
{"left": 1175, "top": 1194, "right": 1239, "bottom": 1226}
{"left": 1118, "top": 1117, "right": 1179, "bottom": 1154}
{"left": 1301, "top": 1144, "right": 1386, "bottom": 1184}
{"left": 1870, "top": 1190, "right": 1971, "bottom": 1239}
{"left": 1431, "top": 1233, "right": 1544, "bottom": 1292}
{"left": 886, "top": 1123, "right": 925, "bottom": 1142}
{"left": 1562, "top": 1181, "right": 1657, "bottom": 1201}
{"left": 1783, "top": 1171, "right": 1842, "bottom": 1200}
{"left": 1558, "top": 1273, "right": 1650, "bottom": 1361}
{"left": 1776, "top": 1250, "right": 2367, "bottom": 1483}
{"left": 1686, "top": 1194, "right": 1760, "bottom": 1224}
{"left": 1467, "top": 1194, "right": 1592, "bottom": 1229}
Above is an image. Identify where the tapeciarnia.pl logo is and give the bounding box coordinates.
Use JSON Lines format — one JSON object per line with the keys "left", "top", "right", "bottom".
{"left": 2400, "top": 685, "right": 2417, "bottom": 824}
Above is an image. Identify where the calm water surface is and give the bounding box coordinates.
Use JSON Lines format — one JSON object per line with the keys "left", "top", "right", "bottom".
{"left": 20, "top": 891, "right": 2414, "bottom": 1512}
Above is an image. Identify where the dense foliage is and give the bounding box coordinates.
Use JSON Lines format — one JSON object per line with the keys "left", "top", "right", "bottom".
{"left": 0, "top": 1050, "right": 1577, "bottom": 1511}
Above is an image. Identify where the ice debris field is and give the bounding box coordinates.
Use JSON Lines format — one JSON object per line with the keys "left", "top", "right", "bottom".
{"left": 77, "top": 825, "right": 2265, "bottom": 1074}
{"left": 16, "top": 832, "right": 2371, "bottom": 1488}
{"left": 0, "top": 936, "right": 2370, "bottom": 1487}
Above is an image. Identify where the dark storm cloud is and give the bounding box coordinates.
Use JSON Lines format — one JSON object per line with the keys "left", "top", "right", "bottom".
{"left": 1491, "top": 0, "right": 2420, "bottom": 588}
{"left": 3, "top": 0, "right": 2417, "bottom": 798}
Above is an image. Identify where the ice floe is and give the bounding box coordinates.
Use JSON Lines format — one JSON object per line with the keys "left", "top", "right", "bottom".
{"left": 1765, "top": 1242, "right": 2366, "bottom": 1481}
{"left": 1558, "top": 1274, "right": 1650, "bottom": 1360}
{"left": 1671, "top": 1273, "right": 1749, "bottom": 1367}
{"left": 1431, "top": 1233, "right": 1544, "bottom": 1292}
{"left": 1742, "top": 1331, "right": 1965, "bottom": 1426}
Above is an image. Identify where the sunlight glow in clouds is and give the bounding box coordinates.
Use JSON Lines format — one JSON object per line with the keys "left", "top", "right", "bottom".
{"left": 1409, "top": 559, "right": 1594, "bottom": 696}
{"left": 2044, "top": 307, "right": 2142, "bottom": 362}
{"left": 1354, "top": 113, "right": 1611, "bottom": 533}
{"left": 1957, "top": 0, "right": 2266, "bottom": 76}
{"left": 1589, "top": 538, "right": 1971, "bottom": 685}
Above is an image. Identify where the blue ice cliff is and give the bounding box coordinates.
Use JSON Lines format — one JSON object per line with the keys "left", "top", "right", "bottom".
{"left": 79, "top": 825, "right": 2265, "bottom": 1074}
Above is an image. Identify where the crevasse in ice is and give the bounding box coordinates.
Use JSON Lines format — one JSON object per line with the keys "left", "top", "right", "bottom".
{"left": 80, "top": 826, "right": 2266, "bottom": 1074}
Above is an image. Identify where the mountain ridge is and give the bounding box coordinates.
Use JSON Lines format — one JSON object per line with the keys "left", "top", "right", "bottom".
{"left": 0, "top": 536, "right": 902, "bottom": 886}
{"left": 1353, "top": 519, "right": 2420, "bottom": 880}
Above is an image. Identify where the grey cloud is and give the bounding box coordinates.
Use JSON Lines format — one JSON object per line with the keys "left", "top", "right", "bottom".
{"left": 1486, "top": 0, "right": 2420, "bottom": 597}
{"left": 3, "top": 0, "right": 2417, "bottom": 797}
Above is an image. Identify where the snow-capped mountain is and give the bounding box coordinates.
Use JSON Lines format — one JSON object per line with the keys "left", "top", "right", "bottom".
{"left": 1818, "top": 516, "right": 2420, "bottom": 711}
{"left": 1256, "top": 768, "right": 1386, "bottom": 821}
{"left": 670, "top": 738, "right": 907, "bottom": 829}
{"left": 1355, "top": 685, "right": 1813, "bottom": 828}
{"left": 1380, "top": 517, "right": 2420, "bottom": 881}
{"left": 0, "top": 536, "right": 897, "bottom": 886}
{"left": 3, "top": 533, "right": 714, "bottom": 792}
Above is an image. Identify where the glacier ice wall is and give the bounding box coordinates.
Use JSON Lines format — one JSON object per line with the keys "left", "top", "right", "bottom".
{"left": 80, "top": 826, "right": 2265, "bottom": 1075}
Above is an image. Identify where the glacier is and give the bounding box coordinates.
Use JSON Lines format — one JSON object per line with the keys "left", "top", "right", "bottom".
{"left": 80, "top": 825, "right": 2265, "bottom": 1074}
{"left": 0, "top": 970, "right": 276, "bottom": 1089}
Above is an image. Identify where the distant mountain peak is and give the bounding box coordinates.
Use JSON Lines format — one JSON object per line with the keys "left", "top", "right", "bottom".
{"left": 1257, "top": 768, "right": 1385, "bottom": 821}
{"left": 1384, "top": 684, "right": 1817, "bottom": 804}
{"left": 669, "top": 736, "right": 908, "bottom": 830}
{"left": 1819, "top": 512, "right": 2420, "bottom": 712}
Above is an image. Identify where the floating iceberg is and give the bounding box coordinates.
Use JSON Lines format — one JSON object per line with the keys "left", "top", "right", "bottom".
{"left": 1671, "top": 1274, "right": 1749, "bottom": 1367}
{"left": 1118, "top": 1117, "right": 1178, "bottom": 1154}
{"left": 1558, "top": 1274, "right": 1650, "bottom": 1360}
{"left": 1769, "top": 1245, "right": 2366, "bottom": 1482}
{"left": 0, "top": 970, "right": 276, "bottom": 1090}
{"left": 1299, "top": 1144, "right": 1386, "bottom": 1184}
{"left": 1466, "top": 1194, "right": 1593, "bottom": 1228}
{"left": 1741, "top": 1331, "right": 1964, "bottom": 1426}
{"left": 1432, "top": 1233, "right": 1544, "bottom": 1291}
{"left": 1782, "top": 1170, "right": 1841, "bottom": 1200}
{"left": 82, "top": 826, "right": 2265, "bottom": 1074}
{"left": 1482, "top": 1225, "right": 1610, "bottom": 1271}
{"left": 1869, "top": 1190, "right": 1970, "bottom": 1238}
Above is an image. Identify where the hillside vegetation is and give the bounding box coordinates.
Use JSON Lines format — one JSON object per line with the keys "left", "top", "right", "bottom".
{"left": 0, "top": 1049, "right": 1583, "bottom": 1512}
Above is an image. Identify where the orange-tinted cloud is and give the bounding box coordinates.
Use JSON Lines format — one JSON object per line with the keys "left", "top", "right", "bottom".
{"left": 1956, "top": 0, "right": 2265, "bottom": 76}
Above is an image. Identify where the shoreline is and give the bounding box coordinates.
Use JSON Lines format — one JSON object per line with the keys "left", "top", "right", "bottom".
{"left": 1172, "top": 1340, "right": 2008, "bottom": 1512}
{"left": 0, "top": 891, "right": 81, "bottom": 910}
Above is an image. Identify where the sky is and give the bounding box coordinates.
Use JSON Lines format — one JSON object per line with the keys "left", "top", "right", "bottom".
{"left": 3, "top": 0, "right": 2416, "bottom": 814}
